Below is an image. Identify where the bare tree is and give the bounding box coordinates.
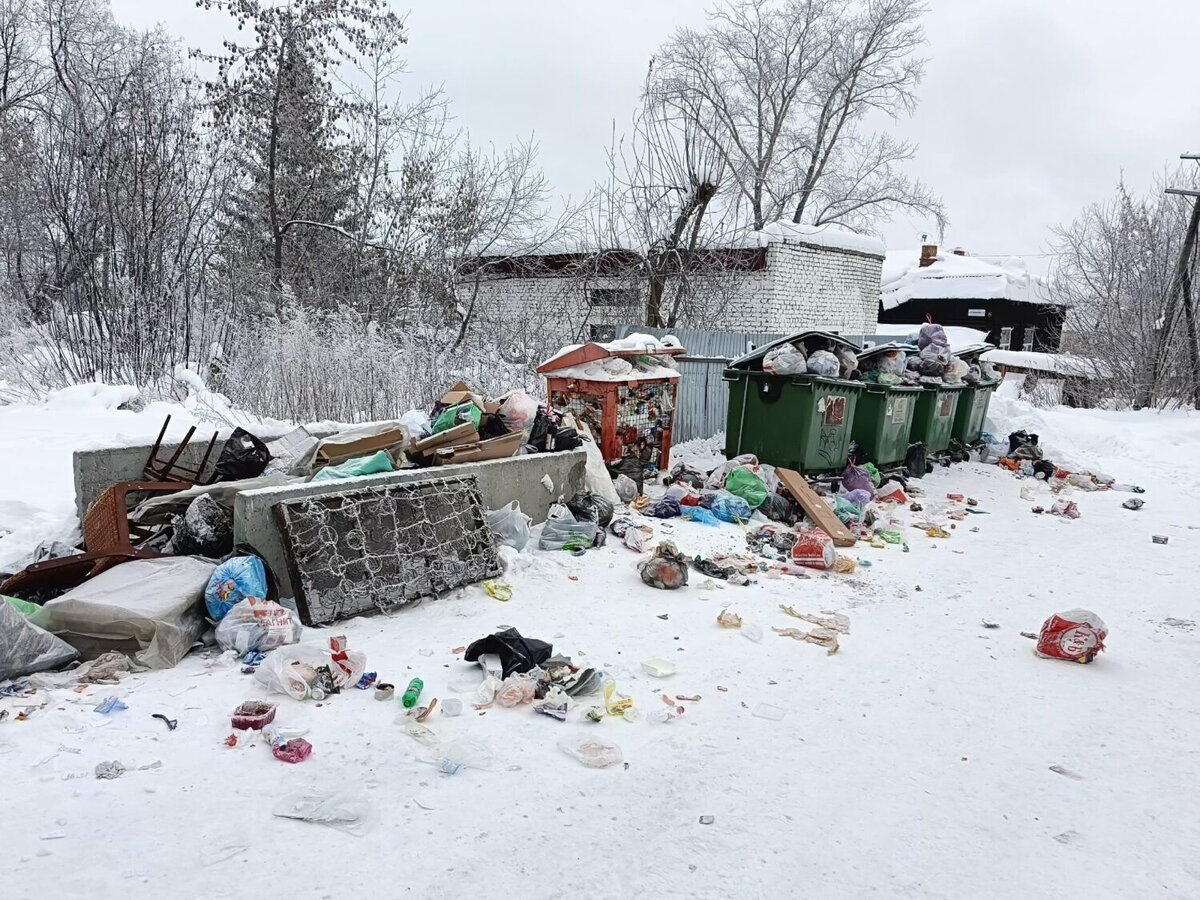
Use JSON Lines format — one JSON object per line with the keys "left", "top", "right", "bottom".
{"left": 654, "top": 0, "right": 943, "bottom": 234}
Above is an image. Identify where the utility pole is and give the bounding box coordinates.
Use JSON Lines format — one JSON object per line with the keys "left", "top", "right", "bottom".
{"left": 1144, "top": 154, "right": 1200, "bottom": 408}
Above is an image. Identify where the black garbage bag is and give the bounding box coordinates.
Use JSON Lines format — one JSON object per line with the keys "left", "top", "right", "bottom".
{"left": 645, "top": 497, "right": 681, "bottom": 519}
{"left": 553, "top": 427, "right": 581, "bottom": 451}
{"left": 638, "top": 542, "right": 689, "bottom": 590}
{"left": 566, "top": 490, "right": 615, "bottom": 527}
{"left": 761, "top": 492, "right": 799, "bottom": 524}
{"left": 904, "top": 442, "right": 929, "bottom": 478}
{"left": 213, "top": 428, "right": 271, "bottom": 482}
{"left": 607, "top": 456, "right": 645, "bottom": 494}
{"left": 527, "top": 409, "right": 556, "bottom": 452}
{"left": 668, "top": 462, "right": 705, "bottom": 489}
{"left": 171, "top": 494, "right": 234, "bottom": 557}
{"left": 1008, "top": 430, "right": 1039, "bottom": 455}
{"left": 692, "top": 556, "right": 736, "bottom": 580}
{"left": 464, "top": 627, "right": 553, "bottom": 679}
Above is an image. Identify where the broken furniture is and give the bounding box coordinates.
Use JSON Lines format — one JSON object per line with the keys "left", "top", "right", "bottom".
{"left": 274, "top": 474, "right": 501, "bottom": 626}
{"left": 144, "top": 415, "right": 220, "bottom": 485}
{"left": 0, "top": 481, "right": 183, "bottom": 596}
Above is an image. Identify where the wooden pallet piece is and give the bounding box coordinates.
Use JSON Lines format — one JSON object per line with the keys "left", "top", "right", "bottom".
{"left": 776, "top": 467, "right": 857, "bottom": 547}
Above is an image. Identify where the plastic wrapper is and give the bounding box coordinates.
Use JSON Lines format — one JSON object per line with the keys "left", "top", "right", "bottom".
{"left": 496, "top": 673, "right": 537, "bottom": 707}
{"left": 791, "top": 528, "right": 836, "bottom": 570}
{"left": 400, "top": 409, "right": 432, "bottom": 440}
{"left": 32, "top": 556, "right": 215, "bottom": 670}
{"left": 273, "top": 792, "right": 372, "bottom": 834}
{"left": 638, "top": 542, "right": 689, "bottom": 590}
{"left": 487, "top": 501, "right": 532, "bottom": 551}
{"left": 944, "top": 358, "right": 969, "bottom": 384}
{"left": 876, "top": 481, "right": 908, "bottom": 503}
{"left": 763, "top": 344, "right": 807, "bottom": 375}
{"left": 498, "top": 390, "right": 539, "bottom": 433}
{"left": 806, "top": 350, "right": 840, "bottom": 377}
{"left": 1036, "top": 610, "right": 1107, "bottom": 663}
{"left": 254, "top": 642, "right": 367, "bottom": 699}
{"left": 877, "top": 351, "right": 906, "bottom": 376}
{"left": 538, "top": 505, "right": 599, "bottom": 551}
{"left": 558, "top": 736, "right": 623, "bottom": 768}
{"left": 0, "top": 594, "right": 77, "bottom": 680}
{"left": 205, "top": 556, "right": 269, "bottom": 621}
{"left": 215, "top": 597, "right": 302, "bottom": 654}
{"left": 681, "top": 506, "right": 720, "bottom": 526}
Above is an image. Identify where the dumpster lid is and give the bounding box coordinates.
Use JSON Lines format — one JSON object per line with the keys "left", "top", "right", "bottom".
{"left": 727, "top": 330, "right": 861, "bottom": 371}
{"left": 952, "top": 342, "right": 996, "bottom": 360}
{"left": 856, "top": 341, "right": 914, "bottom": 363}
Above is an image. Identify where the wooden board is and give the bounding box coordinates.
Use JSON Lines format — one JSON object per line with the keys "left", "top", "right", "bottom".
{"left": 776, "top": 467, "right": 857, "bottom": 547}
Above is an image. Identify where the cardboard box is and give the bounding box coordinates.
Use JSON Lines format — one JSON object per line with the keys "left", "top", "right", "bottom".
{"left": 438, "top": 380, "right": 485, "bottom": 412}
{"left": 433, "top": 430, "right": 523, "bottom": 465}
{"left": 315, "top": 428, "right": 406, "bottom": 468}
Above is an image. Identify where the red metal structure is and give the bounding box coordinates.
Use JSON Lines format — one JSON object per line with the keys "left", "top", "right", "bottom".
{"left": 538, "top": 339, "right": 685, "bottom": 471}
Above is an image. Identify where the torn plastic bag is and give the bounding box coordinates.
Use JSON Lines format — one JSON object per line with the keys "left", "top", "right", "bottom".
{"left": 0, "top": 594, "right": 77, "bottom": 679}
{"left": 215, "top": 597, "right": 301, "bottom": 654}
{"left": 212, "top": 428, "right": 272, "bottom": 482}
{"left": 538, "top": 504, "right": 599, "bottom": 551}
{"left": 614, "top": 474, "right": 638, "bottom": 503}
{"left": 761, "top": 493, "right": 798, "bottom": 524}
{"left": 487, "top": 501, "right": 532, "bottom": 551}
{"left": 639, "top": 541, "right": 689, "bottom": 590}
{"left": 710, "top": 491, "right": 752, "bottom": 523}
{"left": 254, "top": 641, "right": 367, "bottom": 699}
{"left": 464, "top": 627, "right": 552, "bottom": 679}
{"left": 668, "top": 462, "right": 706, "bottom": 489}
{"left": 273, "top": 792, "right": 372, "bottom": 835}
{"left": 31, "top": 556, "right": 216, "bottom": 669}
{"left": 169, "top": 494, "right": 233, "bottom": 557}
{"left": 791, "top": 528, "right": 836, "bottom": 570}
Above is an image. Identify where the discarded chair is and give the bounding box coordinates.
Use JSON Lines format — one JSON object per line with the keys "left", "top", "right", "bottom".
{"left": 144, "top": 415, "right": 219, "bottom": 485}
{"left": 0, "top": 481, "right": 181, "bottom": 596}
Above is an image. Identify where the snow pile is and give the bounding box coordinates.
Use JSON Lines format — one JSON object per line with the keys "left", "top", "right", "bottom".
{"left": 545, "top": 359, "right": 681, "bottom": 383}
{"left": 739, "top": 220, "right": 885, "bottom": 256}
{"left": 981, "top": 349, "right": 1109, "bottom": 377}
{"left": 882, "top": 250, "right": 1056, "bottom": 310}
{"left": 43, "top": 383, "right": 141, "bottom": 412}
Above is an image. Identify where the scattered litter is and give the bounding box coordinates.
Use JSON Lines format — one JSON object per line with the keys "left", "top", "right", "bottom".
{"left": 95, "top": 760, "right": 126, "bottom": 780}
{"left": 752, "top": 703, "right": 786, "bottom": 721}
{"left": 541, "top": 474, "right": 554, "bottom": 493}
{"left": 1052, "top": 830, "right": 1080, "bottom": 845}
{"left": 441, "top": 698, "right": 463, "bottom": 717}
{"left": 151, "top": 713, "right": 178, "bottom": 731}
{"left": 778, "top": 606, "right": 850, "bottom": 634}
{"left": 981, "top": 621, "right": 1000, "bottom": 630}
{"left": 1020, "top": 631, "right": 1038, "bottom": 640}
{"left": 1036, "top": 610, "right": 1107, "bottom": 664}
{"left": 558, "top": 736, "right": 623, "bottom": 769}
{"left": 773, "top": 626, "right": 840, "bottom": 654}
{"left": 641, "top": 658, "right": 677, "bottom": 677}
{"left": 484, "top": 581, "right": 513, "bottom": 602}
{"left": 93, "top": 697, "right": 127, "bottom": 715}
{"left": 639, "top": 541, "right": 689, "bottom": 589}
{"left": 699, "top": 815, "right": 715, "bottom": 825}
{"left": 273, "top": 792, "right": 372, "bottom": 835}
{"left": 676, "top": 694, "right": 701, "bottom": 702}
{"left": 741, "top": 623, "right": 764, "bottom": 643}
{"left": 925, "top": 526, "right": 950, "bottom": 539}
{"left": 1049, "top": 765, "right": 1083, "bottom": 780}
{"left": 717, "top": 609, "right": 743, "bottom": 629}
{"left": 533, "top": 700, "right": 569, "bottom": 721}
{"left": 1049, "top": 499, "right": 1081, "bottom": 520}
{"left": 1122, "top": 498, "right": 1144, "bottom": 511}
{"left": 1152, "top": 534, "right": 1169, "bottom": 545}
{"left": 374, "top": 683, "right": 395, "bottom": 701}
{"left": 40, "top": 831, "right": 67, "bottom": 841}
{"left": 231, "top": 701, "right": 276, "bottom": 730}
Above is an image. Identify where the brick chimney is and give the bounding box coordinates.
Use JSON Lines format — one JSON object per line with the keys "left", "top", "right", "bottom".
{"left": 919, "top": 244, "right": 938, "bottom": 267}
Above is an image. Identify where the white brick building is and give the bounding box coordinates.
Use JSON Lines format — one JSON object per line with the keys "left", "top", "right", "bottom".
{"left": 458, "top": 222, "right": 884, "bottom": 347}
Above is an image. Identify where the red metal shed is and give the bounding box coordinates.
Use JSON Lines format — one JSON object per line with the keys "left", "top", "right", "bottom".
{"left": 538, "top": 337, "right": 685, "bottom": 471}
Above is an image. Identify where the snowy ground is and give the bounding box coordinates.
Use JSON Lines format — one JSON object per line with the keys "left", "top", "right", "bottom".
{"left": 2, "top": 393, "right": 1199, "bottom": 900}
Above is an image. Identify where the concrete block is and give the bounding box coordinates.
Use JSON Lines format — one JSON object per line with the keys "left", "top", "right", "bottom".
{"left": 234, "top": 449, "right": 587, "bottom": 597}
{"left": 73, "top": 426, "right": 290, "bottom": 521}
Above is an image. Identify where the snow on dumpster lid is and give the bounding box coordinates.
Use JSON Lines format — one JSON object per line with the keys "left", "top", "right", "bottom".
{"left": 537, "top": 333, "right": 685, "bottom": 373}
{"left": 727, "top": 330, "right": 861, "bottom": 371}
{"left": 857, "top": 341, "right": 915, "bottom": 363}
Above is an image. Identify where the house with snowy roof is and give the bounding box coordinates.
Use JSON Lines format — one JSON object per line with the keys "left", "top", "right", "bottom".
{"left": 878, "top": 244, "right": 1067, "bottom": 352}
{"left": 457, "top": 221, "right": 886, "bottom": 343}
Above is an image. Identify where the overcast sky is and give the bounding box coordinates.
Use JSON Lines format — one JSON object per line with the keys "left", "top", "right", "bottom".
{"left": 113, "top": 0, "right": 1200, "bottom": 269}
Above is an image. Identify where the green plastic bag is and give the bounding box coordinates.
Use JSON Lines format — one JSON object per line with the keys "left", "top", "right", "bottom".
{"left": 725, "top": 467, "right": 768, "bottom": 509}
{"left": 432, "top": 403, "right": 481, "bottom": 434}
{"left": 2, "top": 595, "right": 40, "bottom": 617}
{"left": 878, "top": 529, "right": 904, "bottom": 544}
{"left": 312, "top": 450, "right": 395, "bottom": 482}
{"left": 864, "top": 463, "right": 882, "bottom": 488}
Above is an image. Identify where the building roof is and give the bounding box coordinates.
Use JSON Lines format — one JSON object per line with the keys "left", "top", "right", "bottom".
{"left": 538, "top": 333, "right": 685, "bottom": 382}
{"left": 732, "top": 220, "right": 886, "bottom": 258}
{"left": 881, "top": 250, "right": 1060, "bottom": 311}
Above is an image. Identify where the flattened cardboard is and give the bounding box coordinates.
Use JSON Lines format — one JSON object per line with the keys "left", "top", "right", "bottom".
{"left": 315, "top": 428, "right": 406, "bottom": 468}
{"left": 777, "top": 467, "right": 857, "bottom": 547}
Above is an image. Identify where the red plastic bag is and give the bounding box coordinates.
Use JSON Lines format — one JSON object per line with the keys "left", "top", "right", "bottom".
{"left": 791, "top": 528, "right": 836, "bottom": 570}
{"left": 1036, "top": 610, "right": 1107, "bottom": 663}
{"left": 875, "top": 482, "right": 908, "bottom": 503}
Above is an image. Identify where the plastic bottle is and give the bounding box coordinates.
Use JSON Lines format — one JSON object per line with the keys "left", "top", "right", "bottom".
{"left": 402, "top": 677, "right": 424, "bottom": 708}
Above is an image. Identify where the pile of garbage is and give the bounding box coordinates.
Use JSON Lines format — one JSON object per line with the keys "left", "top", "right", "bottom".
{"left": 858, "top": 323, "right": 998, "bottom": 387}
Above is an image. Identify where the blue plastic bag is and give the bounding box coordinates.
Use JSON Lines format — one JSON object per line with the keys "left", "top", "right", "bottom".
{"left": 205, "top": 556, "right": 269, "bottom": 621}
{"left": 681, "top": 507, "right": 720, "bottom": 526}
{"left": 711, "top": 491, "right": 752, "bottom": 523}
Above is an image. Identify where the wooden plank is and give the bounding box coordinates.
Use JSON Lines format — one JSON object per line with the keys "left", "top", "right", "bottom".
{"left": 777, "top": 467, "right": 857, "bottom": 547}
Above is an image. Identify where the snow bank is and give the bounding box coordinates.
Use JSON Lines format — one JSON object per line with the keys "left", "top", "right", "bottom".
{"left": 882, "top": 250, "right": 1055, "bottom": 310}
{"left": 44, "top": 383, "right": 140, "bottom": 411}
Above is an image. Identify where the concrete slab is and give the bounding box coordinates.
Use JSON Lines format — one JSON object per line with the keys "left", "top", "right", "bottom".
{"left": 234, "top": 450, "right": 587, "bottom": 596}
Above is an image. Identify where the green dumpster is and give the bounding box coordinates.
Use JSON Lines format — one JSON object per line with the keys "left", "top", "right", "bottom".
{"left": 950, "top": 343, "right": 1000, "bottom": 445}
{"left": 910, "top": 383, "right": 966, "bottom": 454}
{"left": 723, "top": 331, "right": 864, "bottom": 473}
{"left": 851, "top": 343, "right": 923, "bottom": 466}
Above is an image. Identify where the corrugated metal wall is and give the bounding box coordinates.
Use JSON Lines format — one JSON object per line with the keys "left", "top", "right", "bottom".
{"left": 614, "top": 325, "right": 787, "bottom": 443}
